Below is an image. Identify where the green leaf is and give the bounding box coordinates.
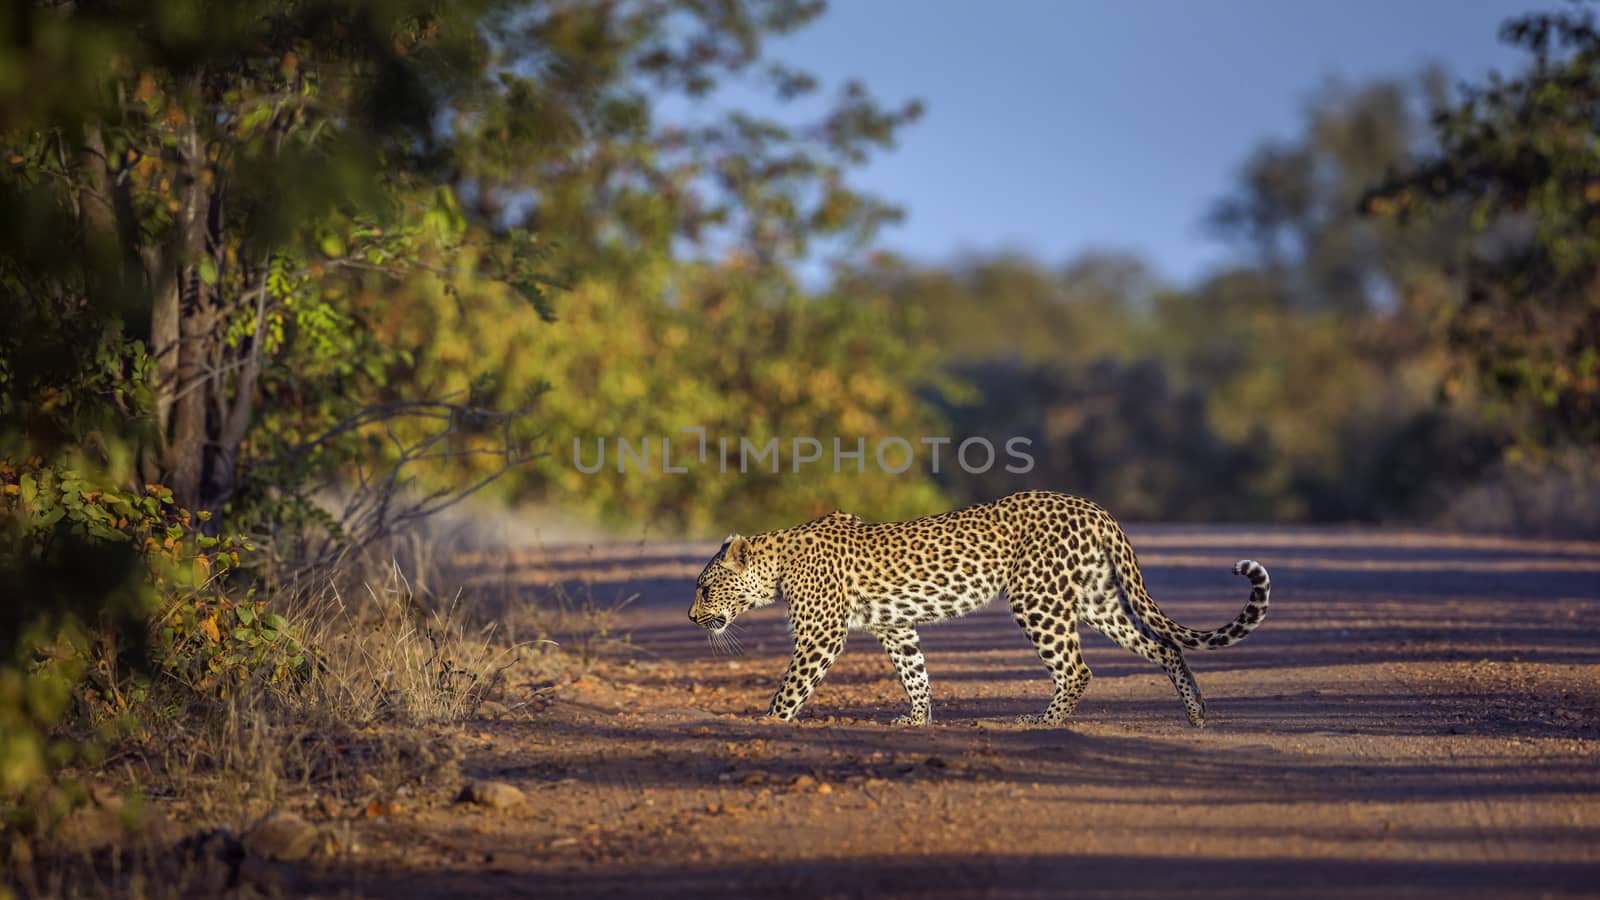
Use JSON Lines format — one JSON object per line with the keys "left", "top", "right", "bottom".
{"left": 239, "top": 104, "right": 273, "bottom": 133}
{"left": 19, "top": 474, "right": 36, "bottom": 504}
{"left": 198, "top": 258, "right": 219, "bottom": 286}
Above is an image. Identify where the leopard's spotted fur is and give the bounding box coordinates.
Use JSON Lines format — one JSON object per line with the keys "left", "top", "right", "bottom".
{"left": 688, "top": 490, "right": 1271, "bottom": 727}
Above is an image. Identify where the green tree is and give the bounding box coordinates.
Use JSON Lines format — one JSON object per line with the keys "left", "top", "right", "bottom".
{"left": 837, "top": 251, "right": 1152, "bottom": 364}
{"left": 1, "top": 0, "right": 547, "bottom": 531}
{"left": 0, "top": 0, "right": 925, "bottom": 805}
{"left": 3, "top": 0, "right": 919, "bottom": 532}
{"left": 1209, "top": 71, "right": 1461, "bottom": 316}
{"left": 844, "top": 73, "right": 1503, "bottom": 526}
{"left": 399, "top": 259, "right": 953, "bottom": 533}
{"left": 1372, "top": 7, "right": 1600, "bottom": 453}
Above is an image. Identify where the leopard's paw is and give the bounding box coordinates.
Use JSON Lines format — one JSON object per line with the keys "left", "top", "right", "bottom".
{"left": 1014, "top": 712, "right": 1063, "bottom": 726}
{"left": 890, "top": 713, "right": 929, "bottom": 727}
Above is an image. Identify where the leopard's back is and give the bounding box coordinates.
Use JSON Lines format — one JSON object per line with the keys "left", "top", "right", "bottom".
{"left": 791, "top": 491, "right": 1116, "bottom": 628}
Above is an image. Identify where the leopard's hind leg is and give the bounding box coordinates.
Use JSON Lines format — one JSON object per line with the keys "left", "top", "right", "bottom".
{"left": 1080, "top": 589, "right": 1206, "bottom": 726}
{"left": 1009, "top": 590, "right": 1092, "bottom": 726}
{"left": 871, "top": 625, "right": 930, "bottom": 726}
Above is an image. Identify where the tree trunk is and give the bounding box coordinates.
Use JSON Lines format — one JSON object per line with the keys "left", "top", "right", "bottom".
{"left": 76, "top": 123, "right": 118, "bottom": 265}
{"left": 211, "top": 256, "right": 266, "bottom": 508}
{"left": 162, "top": 121, "right": 214, "bottom": 511}
{"left": 149, "top": 245, "right": 180, "bottom": 447}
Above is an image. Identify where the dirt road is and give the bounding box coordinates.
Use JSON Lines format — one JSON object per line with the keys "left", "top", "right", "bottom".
{"left": 307, "top": 526, "right": 1600, "bottom": 898}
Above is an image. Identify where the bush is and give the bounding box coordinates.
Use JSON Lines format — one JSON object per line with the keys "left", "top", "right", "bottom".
{"left": 0, "top": 456, "right": 306, "bottom": 815}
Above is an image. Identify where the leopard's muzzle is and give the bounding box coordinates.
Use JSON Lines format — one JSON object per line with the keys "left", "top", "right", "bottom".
{"left": 690, "top": 612, "right": 728, "bottom": 632}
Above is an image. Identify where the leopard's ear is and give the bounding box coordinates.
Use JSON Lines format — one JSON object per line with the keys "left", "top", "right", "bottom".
{"left": 720, "top": 534, "right": 750, "bottom": 573}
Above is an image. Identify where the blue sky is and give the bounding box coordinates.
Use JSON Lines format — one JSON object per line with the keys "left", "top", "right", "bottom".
{"left": 707, "top": 0, "right": 1542, "bottom": 286}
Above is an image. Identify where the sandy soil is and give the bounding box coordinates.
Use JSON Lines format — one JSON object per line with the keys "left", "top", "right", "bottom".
{"left": 298, "top": 526, "right": 1600, "bottom": 899}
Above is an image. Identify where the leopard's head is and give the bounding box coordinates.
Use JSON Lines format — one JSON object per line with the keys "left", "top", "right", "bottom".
{"left": 689, "top": 535, "right": 776, "bottom": 634}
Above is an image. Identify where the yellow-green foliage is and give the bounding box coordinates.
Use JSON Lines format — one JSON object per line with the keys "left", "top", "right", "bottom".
{"left": 389, "top": 260, "right": 954, "bottom": 534}
{"left": 1369, "top": 9, "right": 1600, "bottom": 452}
{"left": 1138, "top": 275, "right": 1458, "bottom": 520}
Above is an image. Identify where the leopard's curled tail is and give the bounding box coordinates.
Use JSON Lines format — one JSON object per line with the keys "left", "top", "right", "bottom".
{"left": 1104, "top": 522, "right": 1271, "bottom": 651}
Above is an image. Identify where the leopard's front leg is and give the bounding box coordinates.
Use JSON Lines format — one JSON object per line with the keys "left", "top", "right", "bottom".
{"left": 767, "top": 623, "right": 847, "bottom": 721}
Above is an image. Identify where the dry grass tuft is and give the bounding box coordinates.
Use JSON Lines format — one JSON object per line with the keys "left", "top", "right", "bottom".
{"left": 294, "top": 557, "right": 516, "bottom": 727}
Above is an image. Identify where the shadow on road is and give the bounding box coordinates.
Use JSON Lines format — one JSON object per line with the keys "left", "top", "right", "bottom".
{"left": 306, "top": 850, "right": 1600, "bottom": 899}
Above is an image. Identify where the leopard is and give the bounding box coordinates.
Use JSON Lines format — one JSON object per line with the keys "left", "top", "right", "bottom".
{"left": 687, "top": 490, "right": 1271, "bottom": 727}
